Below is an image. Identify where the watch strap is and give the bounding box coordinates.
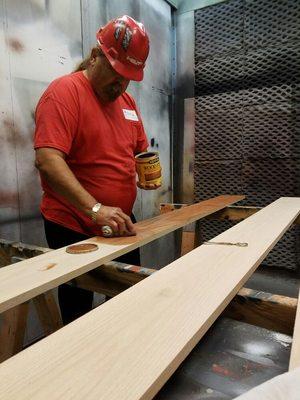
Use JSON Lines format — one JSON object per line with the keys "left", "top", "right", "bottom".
{"left": 91, "top": 202, "right": 102, "bottom": 222}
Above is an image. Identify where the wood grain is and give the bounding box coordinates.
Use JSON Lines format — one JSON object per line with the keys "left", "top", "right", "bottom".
{"left": 0, "top": 302, "right": 29, "bottom": 363}
{"left": 0, "top": 195, "right": 243, "bottom": 313}
{"left": 289, "top": 288, "right": 300, "bottom": 370}
{"left": 0, "top": 197, "right": 299, "bottom": 400}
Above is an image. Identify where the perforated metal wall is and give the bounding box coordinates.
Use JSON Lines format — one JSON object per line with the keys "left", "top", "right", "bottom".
{"left": 194, "top": 0, "right": 300, "bottom": 270}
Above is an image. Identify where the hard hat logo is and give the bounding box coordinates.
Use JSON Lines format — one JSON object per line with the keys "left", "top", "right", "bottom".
{"left": 114, "top": 21, "right": 126, "bottom": 41}
{"left": 126, "top": 55, "right": 143, "bottom": 66}
{"left": 114, "top": 20, "right": 133, "bottom": 51}
{"left": 96, "top": 15, "right": 150, "bottom": 82}
{"left": 122, "top": 27, "right": 132, "bottom": 51}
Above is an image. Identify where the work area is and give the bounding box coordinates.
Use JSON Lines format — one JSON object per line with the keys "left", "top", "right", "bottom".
{"left": 0, "top": 0, "right": 300, "bottom": 399}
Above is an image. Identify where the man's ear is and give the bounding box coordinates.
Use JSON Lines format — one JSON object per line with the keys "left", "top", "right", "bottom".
{"left": 90, "top": 47, "right": 99, "bottom": 66}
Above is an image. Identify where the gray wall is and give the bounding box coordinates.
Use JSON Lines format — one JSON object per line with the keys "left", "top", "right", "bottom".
{"left": 0, "top": 0, "right": 82, "bottom": 246}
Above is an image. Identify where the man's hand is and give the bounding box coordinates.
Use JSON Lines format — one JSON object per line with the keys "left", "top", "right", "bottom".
{"left": 95, "top": 205, "right": 136, "bottom": 236}
{"left": 137, "top": 182, "right": 161, "bottom": 190}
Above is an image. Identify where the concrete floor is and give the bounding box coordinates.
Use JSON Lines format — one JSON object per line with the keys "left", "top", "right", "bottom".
{"left": 155, "top": 317, "right": 292, "bottom": 400}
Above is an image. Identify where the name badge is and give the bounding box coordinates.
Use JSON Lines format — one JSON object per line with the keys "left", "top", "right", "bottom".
{"left": 123, "top": 109, "right": 139, "bottom": 121}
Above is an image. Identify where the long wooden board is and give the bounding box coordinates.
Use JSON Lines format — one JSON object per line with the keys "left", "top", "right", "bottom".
{"left": 0, "top": 197, "right": 299, "bottom": 400}
{"left": 289, "top": 288, "right": 300, "bottom": 370}
{"left": 0, "top": 195, "right": 243, "bottom": 314}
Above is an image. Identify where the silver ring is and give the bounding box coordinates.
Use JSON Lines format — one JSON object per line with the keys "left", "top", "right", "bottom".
{"left": 101, "top": 225, "right": 114, "bottom": 238}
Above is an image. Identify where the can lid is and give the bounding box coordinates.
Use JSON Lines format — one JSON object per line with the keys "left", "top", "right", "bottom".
{"left": 66, "top": 243, "right": 99, "bottom": 254}
{"left": 135, "top": 151, "right": 158, "bottom": 160}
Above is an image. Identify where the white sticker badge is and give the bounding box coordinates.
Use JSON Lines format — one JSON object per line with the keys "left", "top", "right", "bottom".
{"left": 123, "top": 109, "right": 139, "bottom": 122}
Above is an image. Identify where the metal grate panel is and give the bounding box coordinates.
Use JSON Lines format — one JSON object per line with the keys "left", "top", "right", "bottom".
{"left": 194, "top": 160, "right": 243, "bottom": 202}
{"left": 245, "top": 0, "right": 300, "bottom": 49}
{"left": 196, "top": 44, "right": 300, "bottom": 96}
{"left": 195, "top": 104, "right": 243, "bottom": 161}
{"left": 195, "top": 0, "right": 244, "bottom": 60}
{"left": 195, "top": 85, "right": 300, "bottom": 109}
{"left": 194, "top": 0, "right": 300, "bottom": 271}
{"left": 242, "top": 159, "right": 300, "bottom": 207}
{"left": 243, "top": 84, "right": 300, "bottom": 106}
{"left": 244, "top": 43, "right": 300, "bottom": 88}
{"left": 195, "top": 51, "right": 245, "bottom": 96}
{"left": 243, "top": 103, "right": 300, "bottom": 159}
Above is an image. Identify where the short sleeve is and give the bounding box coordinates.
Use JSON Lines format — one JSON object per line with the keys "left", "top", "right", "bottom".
{"left": 34, "top": 96, "right": 78, "bottom": 155}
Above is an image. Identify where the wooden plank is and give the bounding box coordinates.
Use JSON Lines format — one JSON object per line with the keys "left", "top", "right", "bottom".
{"left": 181, "top": 231, "right": 195, "bottom": 255}
{"left": 74, "top": 262, "right": 156, "bottom": 296}
{"left": 0, "top": 302, "right": 29, "bottom": 363}
{"left": 289, "top": 288, "right": 300, "bottom": 370}
{"left": 5, "top": 239, "right": 295, "bottom": 335}
{"left": 160, "top": 204, "right": 300, "bottom": 224}
{"left": 224, "top": 287, "right": 297, "bottom": 335}
{"left": 33, "top": 291, "right": 63, "bottom": 335}
{"left": 212, "top": 205, "right": 300, "bottom": 225}
{"left": 207, "top": 205, "right": 260, "bottom": 221}
{"left": 0, "top": 197, "right": 299, "bottom": 400}
{"left": 75, "top": 266, "right": 297, "bottom": 335}
{"left": 0, "top": 195, "right": 243, "bottom": 314}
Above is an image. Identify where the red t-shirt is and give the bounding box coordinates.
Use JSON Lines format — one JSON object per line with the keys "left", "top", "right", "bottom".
{"left": 34, "top": 71, "right": 148, "bottom": 235}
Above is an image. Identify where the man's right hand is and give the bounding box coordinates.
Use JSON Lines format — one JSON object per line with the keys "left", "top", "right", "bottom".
{"left": 95, "top": 205, "right": 136, "bottom": 237}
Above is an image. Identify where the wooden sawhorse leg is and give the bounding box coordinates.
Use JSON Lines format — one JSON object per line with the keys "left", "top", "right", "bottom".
{"left": 0, "top": 291, "right": 62, "bottom": 363}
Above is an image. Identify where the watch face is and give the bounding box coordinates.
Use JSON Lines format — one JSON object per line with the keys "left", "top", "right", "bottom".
{"left": 92, "top": 203, "right": 101, "bottom": 212}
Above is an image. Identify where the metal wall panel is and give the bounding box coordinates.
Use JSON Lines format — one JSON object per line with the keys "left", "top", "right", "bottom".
{"left": 0, "top": 0, "right": 83, "bottom": 347}
{"left": 0, "top": 0, "right": 20, "bottom": 241}
{"left": 174, "top": 10, "right": 195, "bottom": 203}
{"left": 181, "top": 98, "right": 195, "bottom": 204}
{"left": 0, "top": 0, "right": 82, "bottom": 245}
{"left": 136, "top": 0, "right": 174, "bottom": 267}
{"left": 81, "top": 0, "right": 173, "bottom": 268}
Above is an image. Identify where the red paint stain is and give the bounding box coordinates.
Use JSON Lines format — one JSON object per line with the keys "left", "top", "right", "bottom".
{"left": 212, "top": 364, "right": 238, "bottom": 379}
{"left": 0, "top": 191, "right": 18, "bottom": 205}
{"left": 128, "top": 266, "right": 141, "bottom": 273}
{"left": 2, "top": 118, "right": 27, "bottom": 146}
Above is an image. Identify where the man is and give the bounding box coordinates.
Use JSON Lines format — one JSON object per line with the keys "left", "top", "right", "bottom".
{"left": 34, "top": 16, "right": 159, "bottom": 324}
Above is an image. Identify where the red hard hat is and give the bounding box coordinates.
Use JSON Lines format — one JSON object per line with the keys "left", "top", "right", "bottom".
{"left": 96, "top": 15, "right": 149, "bottom": 82}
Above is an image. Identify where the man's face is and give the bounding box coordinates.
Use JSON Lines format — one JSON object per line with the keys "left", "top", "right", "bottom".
{"left": 88, "top": 49, "right": 130, "bottom": 103}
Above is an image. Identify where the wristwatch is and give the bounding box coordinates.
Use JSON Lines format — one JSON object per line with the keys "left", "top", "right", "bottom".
{"left": 91, "top": 202, "right": 102, "bottom": 222}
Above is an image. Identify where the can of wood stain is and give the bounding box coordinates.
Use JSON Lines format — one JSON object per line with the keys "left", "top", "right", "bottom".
{"left": 135, "top": 151, "right": 162, "bottom": 187}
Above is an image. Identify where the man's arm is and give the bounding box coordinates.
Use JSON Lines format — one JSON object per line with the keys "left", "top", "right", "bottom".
{"left": 35, "top": 148, "right": 135, "bottom": 236}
